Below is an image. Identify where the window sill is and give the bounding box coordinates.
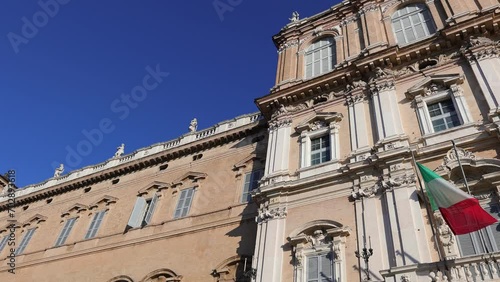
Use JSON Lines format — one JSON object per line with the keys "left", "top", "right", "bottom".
{"left": 422, "top": 123, "right": 479, "bottom": 146}
{"left": 298, "top": 160, "right": 340, "bottom": 179}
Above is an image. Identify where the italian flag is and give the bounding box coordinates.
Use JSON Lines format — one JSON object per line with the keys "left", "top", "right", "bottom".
{"left": 417, "top": 162, "right": 497, "bottom": 235}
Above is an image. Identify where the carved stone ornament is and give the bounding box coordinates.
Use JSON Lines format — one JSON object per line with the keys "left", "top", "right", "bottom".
{"left": 435, "top": 147, "right": 476, "bottom": 173}
{"left": 310, "top": 120, "right": 327, "bottom": 131}
{"left": 344, "top": 93, "right": 365, "bottom": 106}
{"left": 345, "top": 80, "right": 367, "bottom": 93}
{"left": 255, "top": 206, "right": 287, "bottom": 223}
{"left": 313, "top": 26, "right": 324, "bottom": 37}
{"left": 406, "top": 74, "right": 464, "bottom": 100}
{"left": 306, "top": 229, "right": 331, "bottom": 247}
{"left": 271, "top": 103, "right": 308, "bottom": 119}
{"left": 370, "top": 80, "right": 395, "bottom": 95}
{"left": 401, "top": 274, "right": 410, "bottom": 282}
{"left": 54, "top": 164, "right": 64, "bottom": 178}
{"left": 278, "top": 39, "right": 299, "bottom": 53}
{"left": 113, "top": 143, "right": 125, "bottom": 158}
{"left": 351, "top": 174, "right": 414, "bottom": 200}
{"left": 295, "top": 112, "right": 343, "bottom": 134}
{"left": 435, "top": 212, "right": 455, "bottom": 253}
{"left": 269, "top": 118, "right": 292, "bottom": 131}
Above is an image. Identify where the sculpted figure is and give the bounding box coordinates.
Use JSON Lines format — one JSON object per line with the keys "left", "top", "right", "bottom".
{"left": 114, "top": 143, "right": 125, "bottom": 158}
{"left": 54, "top": 164, "right": 64, "bottom": 177}
{"left": 189, "top": 118, "right": 198, "bottom": 132}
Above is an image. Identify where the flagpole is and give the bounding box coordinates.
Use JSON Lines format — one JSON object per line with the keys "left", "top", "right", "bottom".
{"left": 411, "top": 149, "right": 443, "bottom": 261}
{"left": 451, "top": 140, "right": 471, "bottom": 195}
{"left": 451, "top": 140, "right": 490, "bottom": 253}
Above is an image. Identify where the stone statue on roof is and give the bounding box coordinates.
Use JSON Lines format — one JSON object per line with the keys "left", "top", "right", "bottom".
{"left": 289, "top": 11, "right": 299, "bottom": 23}
{"left": 114, "top": 143, "right": 125, "bottom": 158}
{"left": 189, "top": 118, "right": 198, "bottom": 132}
{"left": 54, "top": 164, "right": 64, "bottom": 178}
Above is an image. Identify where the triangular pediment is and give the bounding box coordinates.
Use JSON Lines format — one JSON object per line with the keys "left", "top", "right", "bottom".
{"left": 406, "top": 74, "right": 464, "bottom": 99}
{"left": 22, "top": 214, "right": 47, "bottom": 227}
{"left": 233, "top": 154, "right": 265, "bottom": 171}
{"left": 171, "top": 171, "right": 207, "bottom": 188}
{"left": 138, "top": 181, "right": 170, "bottom": 195}
{"left": 62, "top": 203, "right": 88, "bottom": 217}
{"left": 89, "top": 195, "right": 118, "bottom": 209}
{"left": 296, "top": 112, "right": 343, "bottom": 133}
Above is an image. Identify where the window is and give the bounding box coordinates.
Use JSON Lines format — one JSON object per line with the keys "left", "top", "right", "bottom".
{"left": 174, "top": 188, "right": 195, "bottom": 219}
{"left": 427, "top": 99, "right": 461, "bottom": 132}
{"left": 127, "top": 194, "right": 159, "bottom": 228}
{"left": 241, "top": 170, "right": 263, "bottom": 203}
{"left": 55, "top": 217, "right": 77, "bottom": 246}
{"left": 305, "top": 38, "right": 335, "bottom": 79}
{"left": 310, "top": 136, "right": 331, "bottom": 166}
{"left": 0, "top": 235, "right": 8, "bottom": 253}
{"left": 306, "top": 253, "right": 333, "bottom": 282}
{"left": 85, "top": 210, "right": 106, "bottom": 239}
{"left": 15, "top": 228, "right": 36, "bottom": 255}
{"left": 457, "top": 203, "right": 500, "bottom": 256}
{"left": 392, "top": 4, "right": 436, "bottom": 45}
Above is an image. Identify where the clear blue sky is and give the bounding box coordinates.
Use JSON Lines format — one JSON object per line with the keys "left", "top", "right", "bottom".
{"left": 1, "top": 1, "right": 338, "bottom": 187}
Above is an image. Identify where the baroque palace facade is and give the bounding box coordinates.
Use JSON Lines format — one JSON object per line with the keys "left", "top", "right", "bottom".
{"left": 2, "top": 0, "right": 500, "bottom": 281}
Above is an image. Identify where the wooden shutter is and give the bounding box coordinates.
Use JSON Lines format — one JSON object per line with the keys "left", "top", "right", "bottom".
{"left": 144, "top": 194, "right": 158, "bottom": 225}
{"left": 127, "top": 197, "right": 147, "bottom": 228}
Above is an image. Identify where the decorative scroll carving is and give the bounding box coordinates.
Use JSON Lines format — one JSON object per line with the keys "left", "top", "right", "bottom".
{"left": 271, "top": 103, "right": 308, "bottom": 119}
{"left": 313, "top": 26, "right": 324, "bottom": 37}
{"left": 255, "top": 206, "right": 287, "bottom": 223}
{"left": 306, "top": 230, "right": 332, "bottom": 247}
{"left": 346, "top": 80, "right": 367, "bottom": 93}
{"left": 278, "top": 39, "right": 299, "bottom": 53}
{"left": 345, "top": 93, "right": 365, "bottom": 106}
{"left": 269, "top": 118, "right": 292, "bottom": 130}
{"left": 436, "top": 147, "right": 477, "bottom": 172}
{"left": 424, "top": 83, "right": 447, "bottom": 97}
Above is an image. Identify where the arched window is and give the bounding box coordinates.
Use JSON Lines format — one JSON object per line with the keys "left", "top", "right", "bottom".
{"left": 304, "top": 37, "right": 335, "bottom": 79}
{"left": 391, "top": 4, "right": 436, "bottom": 45}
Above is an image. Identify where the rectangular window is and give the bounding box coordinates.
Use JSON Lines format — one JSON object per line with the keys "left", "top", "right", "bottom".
{"left": 127, "top": 194, "right": 159, "bottom": 228}
{"left": 427, "top": 99, "right": 460, "bottom": 133}
{"left": 311, "top": 135, "right": 331, "bottom": 165}
{"left": 15, "top": 228, "right": 36, "bottom": 255}
{"left": 458, "top": 203, "right": 500, "bottom": 256}
{"left": 307, "top": 253, "right": 332, "bottom": 282}
{"left": 241, "top": 170, "right": 263, "bottom": 203}
{"left": 55, "top": 217, "right": 77, "bottom": 247}
{"left": 85, "top": 210, "right": 106, "bottom": 239}
{"left": 174, "top": 188, "right": 195, "bottom": 219}
{"left": 0, "top": 235, "right": 9, "bottom": 253}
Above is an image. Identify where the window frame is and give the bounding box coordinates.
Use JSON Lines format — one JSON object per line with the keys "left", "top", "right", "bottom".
{"left": 415, "top": 90, "right": 470, "bottom": 136}
{"left": 391, "top": 3, "right": 436, "bottom": 45}
{"left": 174, "top": 188, "right": 195, "bottom": 219}
{"left": 241, "top": 170, "right": 264, "bottom": 203}
{"left": 299, "top": 126, "right": 338, "bottom": 169}
{"left": 310, "top": 135, "right": 331, "bottom": 166}
{"left": 15, "top": 228, "right": 36, "bottom": 255}
{"left": 55, "top": 217, "right": 77, "bottom": 247}
{"left": 84, "top": 210, "right": 107, "bottom": 240}
{"left": 0, "top": 235, "right": 9, "bottom": 253}
{"left": 127, "top": 193, "right": 159, "bottom": 229}
{"left": 304, "top": 37, "right": 336, "bottom": 79}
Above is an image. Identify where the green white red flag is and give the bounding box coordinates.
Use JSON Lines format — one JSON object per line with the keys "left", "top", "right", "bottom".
{"left": 417, "top": 162, "right": 497, "bottom": 235}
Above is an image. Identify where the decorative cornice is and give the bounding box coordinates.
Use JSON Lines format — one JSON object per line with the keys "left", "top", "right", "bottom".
{"left": 1, "top": 113, "right": 263, "bottom": 209}
{"left": 255, "top": 206, "right": 287, "bottom": 223}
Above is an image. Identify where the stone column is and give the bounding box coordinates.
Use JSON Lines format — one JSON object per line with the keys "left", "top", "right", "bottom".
{"left": 264, "top": 118, "right": 291, "bottom": 183}
{"left": 252, "top": 205, "right": 287, "bottom": 282}
{"left": 346, "top": 90, "right": 371, "bottom": 162}
{"left": 464, "top": 43, "right": 500, "bottom": 121}
{"left": 370, "top": 79, "right": 404, "bottom": 141}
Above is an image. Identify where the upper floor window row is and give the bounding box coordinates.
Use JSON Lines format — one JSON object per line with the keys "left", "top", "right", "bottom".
{"left": 305, "top": 37, "right": 336, "bottom": 79}
{"left": 392, "top": 4, "right": 436, "bottom": 45}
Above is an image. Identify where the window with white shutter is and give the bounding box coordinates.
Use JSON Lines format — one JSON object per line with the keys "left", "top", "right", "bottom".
{"left": 306, "top": 253, "right": 333, "bottom": 282}
{"left": 55, "top": 217, "right": 77, "bottom": 247}
{"left": 127, "top": 193, "right": 159, "bottom": 228}
{"left": 15, "top": 228, "right": 36, "bottom": 255}
{"left": 391, "top": 4, "right": 436, "bottom": 45}
{"left": 85, "top": 210, "right": 107, "bottom": 239}
{"left": 174, "top": 188, "right": 195, "bottom": 219}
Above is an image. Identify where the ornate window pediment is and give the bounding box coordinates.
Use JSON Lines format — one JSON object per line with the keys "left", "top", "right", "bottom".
{"left": 22, "top": 214, "right": 47, "bottom": 228}
{"left": 406, "top": 74, "right": 464, "bottom": 100}
{"left": 89, "top": 195, "right": 118, "bottom": 210}
{"left": 295, "top": 112, "right": 343, "bottom": 134}
{"left": 405, "top": 74, "right": 473, "bottom": 138}
{"left": 137, "top": 181, "right": 169, "bottom": 196}
{"left": 288, "top": 220, "right": 350, "bottom": 282}
{"left": 61, "top": 203, "right": 88, "bottom": 218}
{"left": 171, "top": 171, "right": 207, "bottom": 189}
